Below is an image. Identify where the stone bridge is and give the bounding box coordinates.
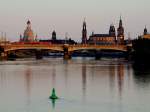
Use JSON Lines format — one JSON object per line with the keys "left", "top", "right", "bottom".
{"left": 0, "top": 43, "right": 129, "bottom": 59}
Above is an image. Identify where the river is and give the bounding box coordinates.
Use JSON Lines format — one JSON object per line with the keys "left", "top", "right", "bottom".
{"left": 0, "top": 57, "right": 150, "bottom": 112}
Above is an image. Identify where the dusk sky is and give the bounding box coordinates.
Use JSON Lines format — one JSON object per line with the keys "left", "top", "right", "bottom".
{"left": 0, "top": 0, "right": 149, "bottom": 41}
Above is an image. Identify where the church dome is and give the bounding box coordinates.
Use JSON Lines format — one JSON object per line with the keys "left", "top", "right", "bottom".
{"left": 27, "top": 20, "right": 31, "bottom": 25}
{"left": 23, "top": 20, "right": 34, "bottom": 42}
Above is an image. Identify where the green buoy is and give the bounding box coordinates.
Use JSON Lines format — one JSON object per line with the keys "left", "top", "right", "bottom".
{"left": 49, "top": 88, "right": 58, "bottom": 99}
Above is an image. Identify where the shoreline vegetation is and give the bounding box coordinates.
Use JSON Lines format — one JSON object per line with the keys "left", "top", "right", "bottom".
{"left": 132, "top": 38, "right": 150, "bottom": 64}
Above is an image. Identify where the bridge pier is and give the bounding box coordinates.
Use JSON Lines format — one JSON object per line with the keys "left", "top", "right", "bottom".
{"left": 0, "top": 52, "right": 8, "bottom": 60}
{"left": 64, "top": 52, "right": 71, "bottom": 60}
{"left": 0, "top": 46, "right": 7, "bottom": 60}
{"left": 63, "top": 45, "right": 71, "bottom": 60}
{"left": 95, "top": 50, "right": 102, "bottom": 60}
{"left": 7, "top": 51, "right": 18, "bottom": 60}
{"left": 35, "top": 49, "right": 43, "bottom": 60}
{"left": 0, "top": 44, "right": 129, "bottom": 60}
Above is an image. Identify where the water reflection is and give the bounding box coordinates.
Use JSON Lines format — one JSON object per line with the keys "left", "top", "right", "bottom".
{"left": 64, "top": 60, "right": 69, "bottom": 89}
{"left": 109, "top": 65, "right": 115, "bottom": 93}
{"left": 25, "top": 68, "right": 31, "bottom": 105}
{"left": 51, "top": 99, "right": 56, "bottom": 109}
{"left": 0, "top": 67, "right": 6, "bottom": 90}
{"left": 82, "top": 63, "right": 87, "bottom": 102}
{"left": 117, "top": 64, "right": 124, "bottom": 99}
{"left": 0, "top": 59, "right": 150, "bottom": 112}
{"left": 52, "top": 66, "right": 56, "bottom": 88}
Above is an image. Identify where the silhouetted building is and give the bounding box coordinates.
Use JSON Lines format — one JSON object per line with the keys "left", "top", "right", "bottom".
{"left": 117, "top": 17, "right": 124, "bottom": 44}
{"left": 20, "top": 20, "right": 35, "bottom": 42}
{"left": 52, "top": 30, "right": 56, "bottom": 40}
{"left": 82, "top": 20, "right": 87, "bottom": 44}
{"left": 144, "top": 26, "right": 148, "bottom": 35}
{"left": 39, "top": 31, "right": 77, "bottom": 44}
{"left": 142, "top": 26, "right": 150, "bottom": 39}
{"left": 109, "top": 24, "right": 116, "bottom": 37}
{"left": 88, "top": 24, "right": 116, "bottom": 45}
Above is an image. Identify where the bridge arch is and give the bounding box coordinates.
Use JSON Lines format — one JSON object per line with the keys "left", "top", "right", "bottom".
{"left": 0, "top": 44, "right": 128, "bottom": 59}
{"left": 68, "top": 45, "right": 127, "bottom": 52}
{"left": 4, "top": 44, "right": 64, "bottom": 52}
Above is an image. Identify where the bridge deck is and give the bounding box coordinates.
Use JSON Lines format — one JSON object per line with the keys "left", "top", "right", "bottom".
{"left": 1, "top": 44, "right": 128, "bottom": 52}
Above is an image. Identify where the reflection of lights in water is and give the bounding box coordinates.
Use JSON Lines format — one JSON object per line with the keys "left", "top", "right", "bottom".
{"left": 26, "top": 68, "right": 31, "bottom": 102}
{"left": 25, "top": 67, "right": 32, "bottom": 111}
{"left": 116, "top": 64, "right": 124, "bottom": 112}
{"left": 64, "top": 59, "right": 69, "bottom": 90}
{"left": 82, "top": 64, "right": 87, "bottom": 102}
{"left": 117, "top": 64, "right": 124, "bottom": 100}
{"left": 109, "top": 65, "right": 115, "bottom": 91}
{"left": 1, "top": 58, "right": 149, "bottom": 112}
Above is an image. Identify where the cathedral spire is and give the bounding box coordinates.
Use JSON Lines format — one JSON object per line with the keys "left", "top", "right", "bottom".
{"left": 144, "top": 25, "right": 148, "bottom": 35}
{"left": 52, "top": 30, "right": 56, "bottom": 40}
{"left": 82, "top": 18, "right": 87, "bottom": 44}
{"left": 83, "top": 18, "right": 86, "bottom": 30}
{"left": 119, "top": 16, "right": 123, "bottom": 27}
{"left": 117, "top": 16, "right": 124, "bottom": 44}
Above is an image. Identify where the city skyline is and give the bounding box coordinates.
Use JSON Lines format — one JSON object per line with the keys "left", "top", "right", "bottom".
{"left": 0, "top": 0, "right": 150, "bottom": 41}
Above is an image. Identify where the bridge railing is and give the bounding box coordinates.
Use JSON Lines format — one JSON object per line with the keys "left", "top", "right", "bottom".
{"left": 3, "top": 44, "right": 64, "bottom": 52}
{"left": 69, "top": 44, "right": 127, "bottom": 48}
{"left": 68, "top": 44, "right": 127, "bottom": 51}
{"left": 2, "top": 43, "right": 128, "bottom": 52}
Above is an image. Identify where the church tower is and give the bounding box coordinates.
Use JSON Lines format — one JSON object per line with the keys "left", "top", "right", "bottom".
{"left": 82, "top": 19, "right": 87, "bottom": 44}
{"left": 52, "top": 30, "right": 56, "bottom": 40}
{"left": 117, "top": 17, "right": 124, "bottom": 44}
{"left": 144, "top": 26, "right": 148, "bottom": 35}
{"left": 109, "top": 24, "right": 116, "bottom": 37}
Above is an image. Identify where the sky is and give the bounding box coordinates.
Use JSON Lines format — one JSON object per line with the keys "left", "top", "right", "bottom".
{"left": 0, "top": 0, "right": 150, "bottom": 42}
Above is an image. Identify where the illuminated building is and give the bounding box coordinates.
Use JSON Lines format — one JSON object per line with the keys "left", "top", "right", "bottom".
{"left": 88, "top": 24, "right": 116, "bottom": 45}
{"left": 87, "top": 17, "right": 125, "bottom": 45}
{"left": 20, "top": 20, "right": 35, "bottom": 42}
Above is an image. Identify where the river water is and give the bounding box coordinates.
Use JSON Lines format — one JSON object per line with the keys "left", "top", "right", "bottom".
{"left": 0, "top": 58, "right": 150, "bottom": 112}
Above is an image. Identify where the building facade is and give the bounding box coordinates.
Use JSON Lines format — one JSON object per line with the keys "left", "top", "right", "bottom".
{"left": 88, "top": 24, "right": 116, "bottom": 45}
{"left": 20, "top": 20, "right": 35, "bottom": 42}
{"left": 40, "top": 30, "right": 77, "bottom": 45}
{"left": 87, "top": 17, "right": 125, "bottom": 45}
